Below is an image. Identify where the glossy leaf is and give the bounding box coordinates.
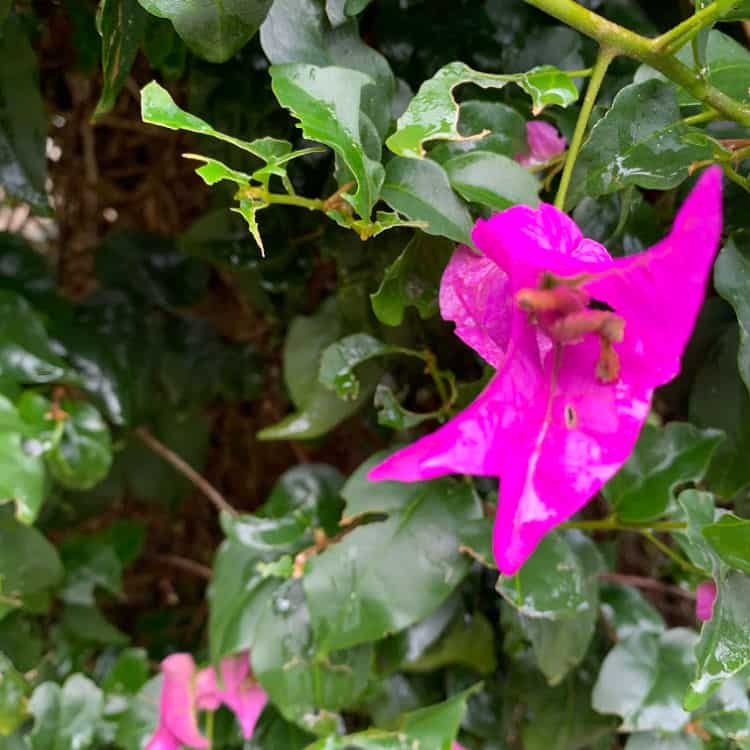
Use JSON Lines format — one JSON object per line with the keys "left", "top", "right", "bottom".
{"left": 600, "top": 582, "right": 664, "bottom": 640}
{"left": 603, "top": 422, "right": 724, "bottom": 523}
{"left": 593, "top": 628, "right": 697, "bottom": 732}
{"left": 386, "top": 62, "right": 577, "bottom": 158}
{"left": 686, "top": 570, "right": 750, "bottom": 710}
{"left": 714, "top": 238, "right": 750, "bottom": 394}
{"left": 569, "top": 80, "right": 713, "bottom": 206}
{"left": 325, "top": 0, "right": 373, "bottom": 26}
{"left": 0, "top": 424, "right": 47, "bottom": 524}
{"left": 319, "top": 334, "right": 394, "bottom": 400}
{"left": 0, "top": 652, "right": 28, "bottom": 735}
{"left": 380, "top": 158, "right": 472, "bottom": 244}
{"left": 302, "top": 478, "right": 481, "bottom": 650}
{"left": 208, "top": 510, "right": 311, "bottom": 663}
{"left": 703, "top": 514, "right": 750, "bottom": 574}
{"left": 690, "top": 325, "right": 750, "bottom": 496}
{"left": 0, "top": 16, "right": 48, "bottom": 210}
{"left": 370, "top": 232, "right": 453, "bottom": 326}
{"left": 94, "top": 0, "right": 148, "bottom": 116}
{"left": 136, "top": 0, "right": 272, "bottom": 62}
{"left": 374, "top": 384, "right": 435, "bottom": 431}
{"left": 251, "top": 578, "right": 372, "bottom": 735}
{"left": 258, "top": 298, "right": 379, "bottom": 441}
{"left": 270, "top": 63, "right": 384, "bottom": 219}
{"left": 29, "top": 674, "right": 103, "bottom": 750}
{"left": 443, "top": 150, "right": 540, "bottom": 211}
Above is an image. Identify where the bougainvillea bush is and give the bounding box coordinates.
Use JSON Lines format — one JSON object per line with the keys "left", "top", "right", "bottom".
{"left": 2, "top": 0, "right": 750, "bottom": 747}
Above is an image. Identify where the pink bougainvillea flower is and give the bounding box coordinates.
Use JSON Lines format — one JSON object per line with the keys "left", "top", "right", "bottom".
{"left": 369, "top": 168, "right": 723, "bottom": 575}
{"left": 146, "top": 651, "right": 267, "bottom": 749}
{"left": 195, "top": 652, "right": 268, "bottom": 738}
{"left": 146, "top": 654, "right": 209, "bottom": 750}
{"left": 696, "top": 580, "right": 717, "bottom": 622}
{"left": 517, "top": 121, "right": 566, "bottom": 167}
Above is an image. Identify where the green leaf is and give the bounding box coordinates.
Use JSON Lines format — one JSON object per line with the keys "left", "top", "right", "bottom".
{"left": 101, "top": 648, "right": 150, "bottom": 694}
{"left": 714, "top": 238, "right": 750, "bottom": 395}
{"left": 319, "top": 334, "right": 394, "bottom": 400}
{"left": 302, "top": 478, "right": 481, "bottom": 650}
{"left": 269, "top": 63, "right": 384, "bottom": 219}
{"left": 0, "top": 16, "right": 48, "bottom": 211}
{"left": 59, "top": 527, "right": 125, "bottom": 605}
{"left": 251, "top": 579, "right": 372, "bottom": 735}
{"left": 0, "top": 291, "right": 71, "bottom": 386}
{"left": 374, "top": 384, "right": 435, "bottom": 431}
{"left": 686, "top": 570, "right": 750, "bottom": 710}
{"left": 0, "top": 425, "right": 47, "bottom": 524}
{"left": 260, "top": 0, "right": 395, "bottom": 139}
{"left": 304, "top": 687, "right": 478, "bottom": 750}
{"left": 370, "top": 233, "right": 453, "bottom": 326}
{"left": 248, "top": 705, "right": 314, "bottom": 750}
{"left": 624, "top": 733, "right": 701, "bottom": 750}
{"left": 380, "top": 158, "right": 472, "bottom": 245}
{"left": 135, "top": 0, "right": 272, "bottom": 62}
{"left": 498, "top": 531, "right": 602, "bottom": 619}
{"left": 114, "top": 676, "right": 160, "bottom": 750}
{"left": 208, "top": 511, "right": 311, "bottom": 663}
{"left": 603, "top": 423, "right": 724, "bottom": 523}
{"left": 29, "top": 675, "right": 103, "bottom": 750}
{"left": 443, "top": 150, "right": 539, "bottom": 210}
{"left": 690, "top": 325, "right": 750, "bottom": 496}
{"left": 499, "top": 531, "right": 604, "bottom": 684}
{"left": 45, "top": 400, "right": 112, "bottom": 491}
{"left": 325, "top": 0, "right": 373, "bottom": 26}
{"left": 703, "top": 515, "right": 750, "bottom": 574}
{"left": 61, "top": 603, "right": 128, "bottom": 645}
{"left": 568, "top": 80, "right": 713, "bottom": 206}
{"left": 593, "top": 628, "right": 697, "bottom": 732}
{"left": 600, "top": 582, "right": 665, "bottom": 640}
{"left": 94, "top": 0, "right": 148, "bottom": 117}
{"left": 258, "top": 298, "right": 379, "bottom": 441}
{"left": 0, "top": 652, "right": 28, "bottom": 735}
{"left": 386, "top": 62, "right": 577, "bottom": 158}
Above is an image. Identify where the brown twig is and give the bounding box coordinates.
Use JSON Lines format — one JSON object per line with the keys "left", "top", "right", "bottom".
{"left": 148, "top": 553, "right": 212, "bottom": 580}
{"left": 135, "top": 427, "right": 238, "bottom": 517}
{"left": 599, "top": 572, "right": 696, "bottom": 600}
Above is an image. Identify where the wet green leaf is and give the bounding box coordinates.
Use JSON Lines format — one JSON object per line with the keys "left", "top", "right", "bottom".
{"left": 270, "top": 63, "right": 384, "bottom": 219}
{"left": 94, "top": 0, "right": 148, "bottom": 116}
{"left": 370, "top": 233, "right": 453, "bottom": 326}
{"left": 136, "top": 0, "right": 272, "bottom": 62}
{"left": 251, "top": 579, "right": 372, "bottom": 735}
{"left": 703, "top": 514, "right": 750, "bottom": 574}
{"left": 45, "top": 400, "right": 112, "bottom": 491}
{"left": 258, "top": 298, "right": 379, "bottom": 441}
{"left": 386, "top": 62, "right": 577, "bottom": 159}
{"left": 374, "top": 384, "right": 435, "bottom": 431}
{"left": 569, "top": 80, "right": 713, "bottom": 206}
{"left": 604, "top": 423, "right": 724, "bottom": 523}
{"left": 444, "top": 150, "right": 540, "bottom": 210}
{"left": 714, "top": 238, "right": 750, "bottom": 395}
{"left": 0, "top": 16, "right": 48, "bottom": 211}
{"left": 381, "top": 158, "right": 472, "bottom": 244}
{"left": 593, "top": 628, "right": 696, "bottom": 732}
{"left": 0, "top": 652, "right": 28, "bottom": 735}
{"left": 600, "top": 582, "right": 665, "bottom": 640}
{"left": 319, "top": 334, "right": 394, "bottom": 400}
{"left": 0, "top": 423, "right": 47, "bottom": 524}
{"left": 303, "top": 478, "right": 481, "bottom": 650}
{"left": 29, "top": 674, "right": 103, "bottom": 750}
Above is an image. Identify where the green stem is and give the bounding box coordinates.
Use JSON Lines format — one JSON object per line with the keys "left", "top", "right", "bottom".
{"left": 522, "top": 0, "right": 750, "bottom": 126}
{"left": 562, "top": 516, "right": 686, "bottom": 532}
{"left": 555, "top": 46, "right": 616, "bottom": 210}
{"left": 261, "top": 191, "right": 324, "bottom": 211}
{"left": 682, "top": 109, "right": 719, "bottom": 126}
{"left": 205, "top": 710, "right": 214, "bottom": 749}
{"left": 423, "top": 350, "right": 451, "bottom": 408}
{"left": 653, "top": 0, "right": 740, "bottom": 54}
{"left": 641, "top": 530, "right": 704, "bottom": 575}
{"left": 721, "top": 162, "right": 749, "bottom": 190}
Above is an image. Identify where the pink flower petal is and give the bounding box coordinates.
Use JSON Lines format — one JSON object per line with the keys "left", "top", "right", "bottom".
{"left": 452, "top": 743, "right": 468, "bottom": 750}
{"left": 215, "top": 653, "right": 268, "bottom": 739}
{"left": 370, "top": 167, "right": 723, "bottom": 575}
{"left": 145, "top": 726, "right": 181, "bottom": 750}
{"left": 696, "top": 580, "right": 717, "bottom": 622}
{"left": 439, "top": 244, "right": 512, "bottom": 369}
{"left": 158, "top": 654, "right": 210, "bottom": 750}
{"left": 517, "top": 121, "right": 567, "bottom": 167}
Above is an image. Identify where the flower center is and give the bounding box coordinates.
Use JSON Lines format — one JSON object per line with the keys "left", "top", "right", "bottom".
{"left": 516, "top": 272, "right": 625, "bottom": 383}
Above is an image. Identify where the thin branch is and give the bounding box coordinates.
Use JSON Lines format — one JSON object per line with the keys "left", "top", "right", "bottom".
{"left": 135, "top": 427, "right": 238, "bottom": 517}
{"left": 599, "top": 572, "right": 696, "bottom": 600}
{"left": 149, "top": 553, "right": 213, "bottom": 580}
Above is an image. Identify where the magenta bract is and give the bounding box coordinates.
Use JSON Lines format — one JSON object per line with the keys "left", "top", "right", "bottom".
{"left": 696, "top": 580, "right": 717, "bottom": 622}
{"left": 517, "top": 120, "right": 566, "bottom": 167}
{"left": 146, "top": 651, "right": 267, "bottom": 749}
{"left": 369, "top": 168, "right": 723, "bottom": 575}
